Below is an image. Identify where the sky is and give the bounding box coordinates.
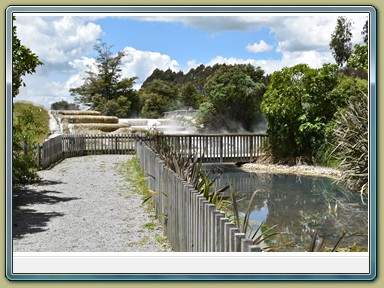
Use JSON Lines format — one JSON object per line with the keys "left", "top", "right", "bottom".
{"left": 12, "top": 12, "right": 368, "bottom": 108}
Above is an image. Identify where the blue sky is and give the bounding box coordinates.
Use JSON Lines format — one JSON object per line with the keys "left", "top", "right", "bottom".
{"left": 13, "top": 13, "right": 368, "bottom": 108}
{"left": 95, "top": 17, "right": 280, "bottom": 69}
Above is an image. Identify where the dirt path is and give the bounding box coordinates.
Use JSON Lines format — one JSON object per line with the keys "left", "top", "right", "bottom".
{"left": 13, "top": 155, "right": 171, "bottom": 252}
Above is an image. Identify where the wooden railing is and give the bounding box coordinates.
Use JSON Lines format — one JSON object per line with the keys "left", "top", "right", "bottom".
{"left": 37, "top": 133, "right": 268, "bottom": 168}
{"left": 163, "top": 109, "right": 198, "bottom": 118}
{"left": 136, "top": 139, "right": 261, "bottom": 252}
{"left": 62, "top": 134, "right": 136, "bottom": 157}
{"left": 147, "top": 134, "right": 268, "bottom": 163}
{"left": 37, "top": 134, "right": 136, "bottom": 169}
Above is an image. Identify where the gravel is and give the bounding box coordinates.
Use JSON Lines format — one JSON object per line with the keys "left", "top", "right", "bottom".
{"left": 13, "top": 155, "right": 172, "bottom": 252}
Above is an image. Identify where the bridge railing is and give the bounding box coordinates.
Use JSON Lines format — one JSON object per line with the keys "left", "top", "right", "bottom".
{"left": 37, "top": 133, "right": 268, "bottom": 168}
{"left": 163, "top": 109, "right": 198, "bottom": 118}
{"left": 37, "top": 134, "right": 136, "bottom": 169}
{"left": 147, "top": 134, "right": 268, "bottom": 163}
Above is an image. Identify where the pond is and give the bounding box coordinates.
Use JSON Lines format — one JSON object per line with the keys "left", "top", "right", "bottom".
{"left": 203, "top": 164, "right": 368, "bottom": 252}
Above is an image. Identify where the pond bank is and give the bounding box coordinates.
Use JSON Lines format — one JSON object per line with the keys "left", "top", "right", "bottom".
{"left": 241, "top": 163, "right": 341, "bottom": 179}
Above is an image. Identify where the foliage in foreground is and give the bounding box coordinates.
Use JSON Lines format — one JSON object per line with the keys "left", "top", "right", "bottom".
{"left": 329, "top": 90, "right": 369, "bottom": 198}
{"left": 13, "top": 103, "right": 50, "bottom": 186}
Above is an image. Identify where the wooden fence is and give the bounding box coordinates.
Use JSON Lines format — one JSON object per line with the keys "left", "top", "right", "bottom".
{"left": 41, "top": 135, "right": 63, "bottom": 169}
{"left": 136, "top": 139, "right": 261, "bottom": 252}
{"left": 147, "top": 134, "right": 268, "bottom": 163}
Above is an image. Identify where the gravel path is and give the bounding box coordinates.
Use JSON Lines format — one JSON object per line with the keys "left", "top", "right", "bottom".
{"left": 13, "top": 155, "right": 172, "bottom": 252}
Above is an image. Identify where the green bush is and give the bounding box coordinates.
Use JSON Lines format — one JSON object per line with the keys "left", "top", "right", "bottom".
{"left": 13, "top": 103, "right": 49, "bottom": 186}
{"left": 329, "top": 91, "right": 368, "bottom": 197}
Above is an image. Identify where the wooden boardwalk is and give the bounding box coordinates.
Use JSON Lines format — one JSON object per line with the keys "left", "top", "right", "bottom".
{"left": 36, "top": 133, "right": 268, "bottom": 169}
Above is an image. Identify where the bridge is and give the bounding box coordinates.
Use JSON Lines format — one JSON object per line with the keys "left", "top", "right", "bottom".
{"left": 37, "top": 133, "right": 268, "bottom": 169}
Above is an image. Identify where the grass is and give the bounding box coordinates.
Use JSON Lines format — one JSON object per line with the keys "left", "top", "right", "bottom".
{"left": 127, "top": 236, "right": 150, "bottom": 247}
{"left": 154, "top": 233, "right": 167, "bottom": 246}
{"left": 144, "top": 222, "right": 156, "bottom": 231}
{"left": 119, "top": 157, "right": 153, "bottom": 210}
{"left": 119, "top": 157, "right": 172, "bottom": 251}
{"left": 13, "top": 101, "right": 50, "bottom": 144}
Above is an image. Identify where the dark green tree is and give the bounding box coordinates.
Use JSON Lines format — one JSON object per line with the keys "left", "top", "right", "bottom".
{"left": 199, "top": 64, "right": 266, "bottom": 131}
{"left": 12, "top": 17, "right": 44, "bottom": 185}
{"left": 139, "top": 80, "right": 179, "bottom": 118}
{"left": 329, "top": 16, "right": 353, "bottom": 67}
{"left": 12, "top": 16, "right": 43, "bottom": 98}
{"left": 347, "top": 20, "right": 368, "bottom": 72}
{"left": 347, "top": 43, "right": 368, "bottom": 71}
{"left": 180, "top": 82, "right": 199, "bottom": 109}
{"left": 261, "top": 63, "right": 341, "bottom": 162}
{"left": 50, "top": 100, "right": 79, "bottom": 110}
{"left": 317, "top": 76, "right": 368, "bottom": 166}
{"left": 70, "top": 40, "right": 138, "bottom": 117}
{"left": 362, "top": 20, "right": 368, "bottom": 44}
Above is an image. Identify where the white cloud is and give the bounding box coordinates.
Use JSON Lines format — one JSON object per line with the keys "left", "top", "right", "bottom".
{"left": 186, "top": 59, "right": 201, "bottom": 71}
{"left": 120, "top": 47, "right": 181, "bottom": 88}
{"left": 206, "top": 50, "right": 335, "bottom": 75}
{"left": 15, "top": 16, "right": 102, "bottom": 65}
{"left": 246, "top": 40, "right": 273, "bottom": 53}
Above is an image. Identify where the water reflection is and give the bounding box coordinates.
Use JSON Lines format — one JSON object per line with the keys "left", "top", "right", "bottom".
{"left": 203, "top": 164, "right": 368, "bottom": 252}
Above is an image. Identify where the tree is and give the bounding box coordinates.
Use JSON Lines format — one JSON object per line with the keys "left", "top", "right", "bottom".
{"left": 261, "top": 64, "right": 341, "bottom": 162}
{"left": 12, "top": 16, "right": 43, "bottom": 98}
{"left": 362, "top": 20, "right": 368, "bottom": 44}
{"left": 12, "top": 17, "right": 44, "bottom": 185}
{"left": 329, "top": 16, "right": 353, "bottom": 68}
{"left": 199, "top": 64, "right": 266, "bottom": 131}
{"left": 139, "top": 80, "right": 179, "bottom": 118}
{"left": 180, "top": 82, "right": 199, "bottom": 109}
{"left": 347, "top": 43, "right": 368, "bottom": 71}
{"left": 347, "top": 20, "right": 368, "bottom": 72}
{"left": 70, "top": 40, "right": 138, "bottom": 118}
{"left": 50, "top": 100, "right": 79, "bottom": 110}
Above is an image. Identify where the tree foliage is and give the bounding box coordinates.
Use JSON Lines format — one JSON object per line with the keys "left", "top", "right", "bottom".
{"left": 329, "top": 16, "right": 353, "bottom": 68}
{"left": 261, "top": 63, "right": 342, "bottom": 162}
{"left": 199, "top": 64, "right": 266, "bottom": 131}
{"left": 317, "top": 76, "right": 368, "bottom": 165}
{"left": 180, "top": 82, "right": 199, "bottom": 109}
{"left": 347, "top": 20, "right": 369, "bottom": 72}
{"left": 347, "top": 44, "right": 368, "bottom": 71}
{"left": 13, "top": 103, "right": 49, "bottom": 185}
{"left": 50, "top": 100, "right": 79, "bottom": 110}
{"left": 362, "top": 20, "right": 368, "bottom": 44}
{"left": 139, "top": 80, "right": 179, "bottom": 118}
{"left": 70, "top": 40, "right": 139, "bottom": 117}
{"left": 12, "top": 17, "right": 44, "bottom": 185}
{"left": 12, "top": 16, "right": 43, "bottom": 98}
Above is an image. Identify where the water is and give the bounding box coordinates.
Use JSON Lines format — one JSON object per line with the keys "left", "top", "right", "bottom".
{"left": 203, "top": 164, "right": 368, "bottom": 252}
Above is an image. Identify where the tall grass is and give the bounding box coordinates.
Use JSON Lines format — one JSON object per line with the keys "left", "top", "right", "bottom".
{"left": 329, "top": 91, "right": 368, "bottom": 199}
